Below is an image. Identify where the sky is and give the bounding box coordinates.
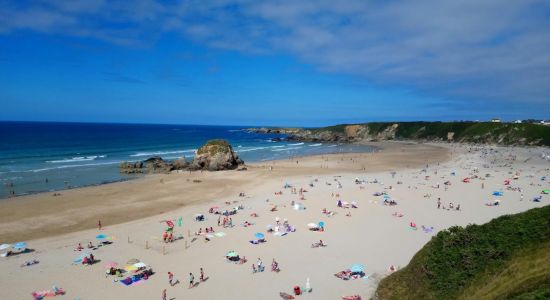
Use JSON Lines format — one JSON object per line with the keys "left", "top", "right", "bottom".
{"left": 0, "top": 0, "right": 549, "bottom": 127}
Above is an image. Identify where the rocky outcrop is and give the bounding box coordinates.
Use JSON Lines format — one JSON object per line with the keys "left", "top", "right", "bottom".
{"left": 120, "top": 156, "right": 189, "bottom": 174}
{"left": 245, "top": 127, "right": 303, "bottom": 135}
{"left": 191, "top": 139, "right": 244, "bottom": 171}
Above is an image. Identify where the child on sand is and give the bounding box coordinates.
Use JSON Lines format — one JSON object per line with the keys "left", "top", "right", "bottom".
{"left": 188, "top": 273, "right": 194, "bottom": 288}
{"left": 200, "top": 268, "right": 205, "bottom": 281}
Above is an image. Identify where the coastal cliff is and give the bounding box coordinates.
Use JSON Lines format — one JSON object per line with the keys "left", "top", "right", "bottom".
{"left": 247, "top": 122, "right": 550, "bottom": 146}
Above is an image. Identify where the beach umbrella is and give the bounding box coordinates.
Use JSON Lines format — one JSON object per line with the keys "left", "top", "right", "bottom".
{"left": 104, "top": 261, "right": 118, "bottom": 269}
{"left": 254, "top": 233, "right": 265, "bottom": 239}
{"left": 126, "top": 258, "right": 140, "bottom": 265}
{"left": 13, "top": 242, "right": 27, "bottom": 250}
{"left": 492, "top": 191, "right": 503, "bottom": 196}
{"left": 96, "top": 234, "right": 107, "bottom": 240}
{"left": 226, "top": 251, "right": 238, "bottom": 258}
{"left": 318, "top": 221, "right": 325, "bottom": 228}
{"left": 124, "top": 265, "right": 138, "bottom": 271}
{"left": 133, "top": 262, "right": 147, "bottom": 268}
{"left": 307, "top": 223, "right": 318, "bottom": 228}
{"left": 350, "top": 264, "right": 365, "bottom": 273}
{"left": 0, "top": 244, "right": 11, "bottom": 251}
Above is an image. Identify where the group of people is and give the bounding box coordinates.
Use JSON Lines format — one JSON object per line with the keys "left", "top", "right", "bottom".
{"left": 217, "top": 216, "right": 233, "bottom": 228}
{"left": 162, "top": 231, "right": 174, "bottom": 243}
{"left": 251, "top": 258, "right": 280, "bottom": 273}
{"left": 196, "top": 227, "right": 215, "bottom": 235}
{"left": 437, "top": 198, "right": 461, "bottom": 211}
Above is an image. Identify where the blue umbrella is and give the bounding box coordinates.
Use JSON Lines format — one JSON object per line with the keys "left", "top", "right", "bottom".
{"left": 254, "top": 233, "right": 265, "bottom": 239}
{"left": 350, "top": 264, "right": 365, "bottom": 273}
{"left": 318, "top": 221, "right": 325, "bottom": 227}
{"left": 96, "top": 234, "right": 107, "bottom": 239}
{"left": 492, "top": 191, "right": 503, "bottom": 196}
{"left": 13, "top": 242, "right": 27, "bottom": 250}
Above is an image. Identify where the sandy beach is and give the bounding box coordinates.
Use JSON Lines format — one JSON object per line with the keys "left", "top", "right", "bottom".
{"left": 1, "top": 142, "right": 548, "bottom": 300}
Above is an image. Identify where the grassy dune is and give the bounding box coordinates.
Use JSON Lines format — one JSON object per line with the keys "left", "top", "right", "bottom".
{"left": 376, "top": 206, "right": 550, "bottom": 300}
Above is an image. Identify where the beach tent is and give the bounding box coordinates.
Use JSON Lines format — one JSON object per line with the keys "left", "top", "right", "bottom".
{"left": 293, "top": 203, "right": 305, "bottom": 210}
{"left": 13, "top": 242, "right": 27, "bottom": 250}
{"left": 254, "top": 233, "right": 265, "bottom": 239}
{"left": 226, "top": 251, "right": 238, "bottom": 258}
{"left": 492, "top": 191, "right": 503, "bottom": 196}
{"left": 350, "top": 264, "right": 365, "bottom": 273}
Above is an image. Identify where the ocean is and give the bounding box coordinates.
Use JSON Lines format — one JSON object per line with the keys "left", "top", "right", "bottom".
{"left": 0, "top": 121, "right": 375, "bottom": 198}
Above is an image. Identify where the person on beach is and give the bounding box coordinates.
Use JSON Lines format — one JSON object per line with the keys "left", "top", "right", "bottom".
{"left": 252, "top": 263, "right": 257, "bottom": 273}
{"left": 200, "top": 267, "right": 205, "bottom": 281}
{"left": 98, "top": 220, "right": 102, "bottom": 231}
{"left": 168, "top": 272, "right": 174, "bottom": 286}
{"left": 257, "top": 258, "right": 264, "bottom": 272}
{"left": 217, "top": 216, "right": 221, "bottom": 226}
{"left": 162, "top": 289, "right": 167, "bottom": 300}
{"left": 437, "top": 198, "right": 441, "bottom": 209}
{"left": 188, "top": 273, "right": 194, "bottom": 288}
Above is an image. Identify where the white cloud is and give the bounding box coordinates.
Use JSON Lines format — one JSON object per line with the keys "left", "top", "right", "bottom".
{"left": 2, "top": 0, "right": 549, "bottom": 106}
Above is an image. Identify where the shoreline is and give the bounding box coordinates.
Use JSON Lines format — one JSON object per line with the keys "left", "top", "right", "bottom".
{"left": 0, "top": 142, "right": 447, "bottom": 242}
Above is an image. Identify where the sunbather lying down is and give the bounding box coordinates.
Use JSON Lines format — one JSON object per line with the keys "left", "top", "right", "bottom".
{"left": 280, "top": 292, "right": 295, "bottom": 299}
{"left": 334, "top": 270, "right": 365, "bottom": 280}
{"left": 311, "top": 240, "right": 326, "bottom": 248}
{"left": 342, "top": 295, "right": 362, "bottom": 300}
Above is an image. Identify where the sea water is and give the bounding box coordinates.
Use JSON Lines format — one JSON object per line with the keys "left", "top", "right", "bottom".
{"left": 0, "top": 122, "right": 374, "bottom": 198}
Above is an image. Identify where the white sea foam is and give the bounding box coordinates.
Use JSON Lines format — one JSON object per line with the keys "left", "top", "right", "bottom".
{"left": 30, "top": 161, "right": 121, "bottom": 173}
{"left": 309, "top": 143, "right": 323, "bottom": 147}
{"left": 288, "top": 142, "right": 304, "bottom": 146}
{"left": 235, "top": 147, "right": 269, "bottom": 153}
{"left": 271, "top": 147, "right": 303, "bottom": 152}
{"left": 46, "top": 155, "right": 106, "bottom": 163}
{"left": 130, "top": 149, "right": 196, "bottom": 157}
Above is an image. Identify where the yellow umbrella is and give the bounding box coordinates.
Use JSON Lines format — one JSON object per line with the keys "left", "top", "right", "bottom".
{"left": 124, "top": 265, "right": 138, "bottom": 271}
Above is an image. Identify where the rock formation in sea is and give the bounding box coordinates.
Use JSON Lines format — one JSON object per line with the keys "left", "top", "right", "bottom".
{"left": 119, "top": 156, "right": 189, "bottom": 174}
{"left": 191, "top": 139, "right": 244, "bottom": 171}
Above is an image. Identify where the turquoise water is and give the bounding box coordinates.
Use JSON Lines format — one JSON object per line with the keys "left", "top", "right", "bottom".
{"left": 0, "top": 122, "right": 375, "bottom": 198}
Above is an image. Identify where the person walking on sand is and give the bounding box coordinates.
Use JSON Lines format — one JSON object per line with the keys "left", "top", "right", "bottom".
{"left": 188, "top": 272, "right": 194, "bottom": 288}
{"left": 168, "top": 272, "right": 174, "bottom": 286}
{"left": 98, "top": 220, "right": 102, "bottom": 231}
{"left": 200, "top": 267, "right": 205, "bottom": 281}
{"left": 162, "top": 289, "right": 167, "bottom": 300}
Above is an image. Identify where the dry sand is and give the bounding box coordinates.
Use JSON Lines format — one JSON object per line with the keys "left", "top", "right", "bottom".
{"left": 0, "top": 142, "right": 548, "bottom": 300}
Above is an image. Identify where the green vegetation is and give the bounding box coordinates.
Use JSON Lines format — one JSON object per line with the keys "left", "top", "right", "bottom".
{"left": 310, "top": 121, "right": 550, "bottom": 146}
{"left": 376, "top": 206, "right": 550, "bottom": 300}
{"left": 196, "top": 139, "right": 232, "bottom": 156}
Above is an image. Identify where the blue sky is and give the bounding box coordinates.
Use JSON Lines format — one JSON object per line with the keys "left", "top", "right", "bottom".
{"left": 1, "top": 0, "right": 549, "bottom": 126}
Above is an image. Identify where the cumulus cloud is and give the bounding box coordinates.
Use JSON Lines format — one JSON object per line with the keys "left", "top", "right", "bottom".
{"left": 2, "top": 0, "right": 549, "bottom": 106}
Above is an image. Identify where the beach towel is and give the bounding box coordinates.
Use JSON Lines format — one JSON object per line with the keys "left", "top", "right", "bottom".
{"left": 120, "top": 277, "right": 133, "bottom": 286}
{"left": 214, "top": 232, "right": 226, "bottom": 237}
